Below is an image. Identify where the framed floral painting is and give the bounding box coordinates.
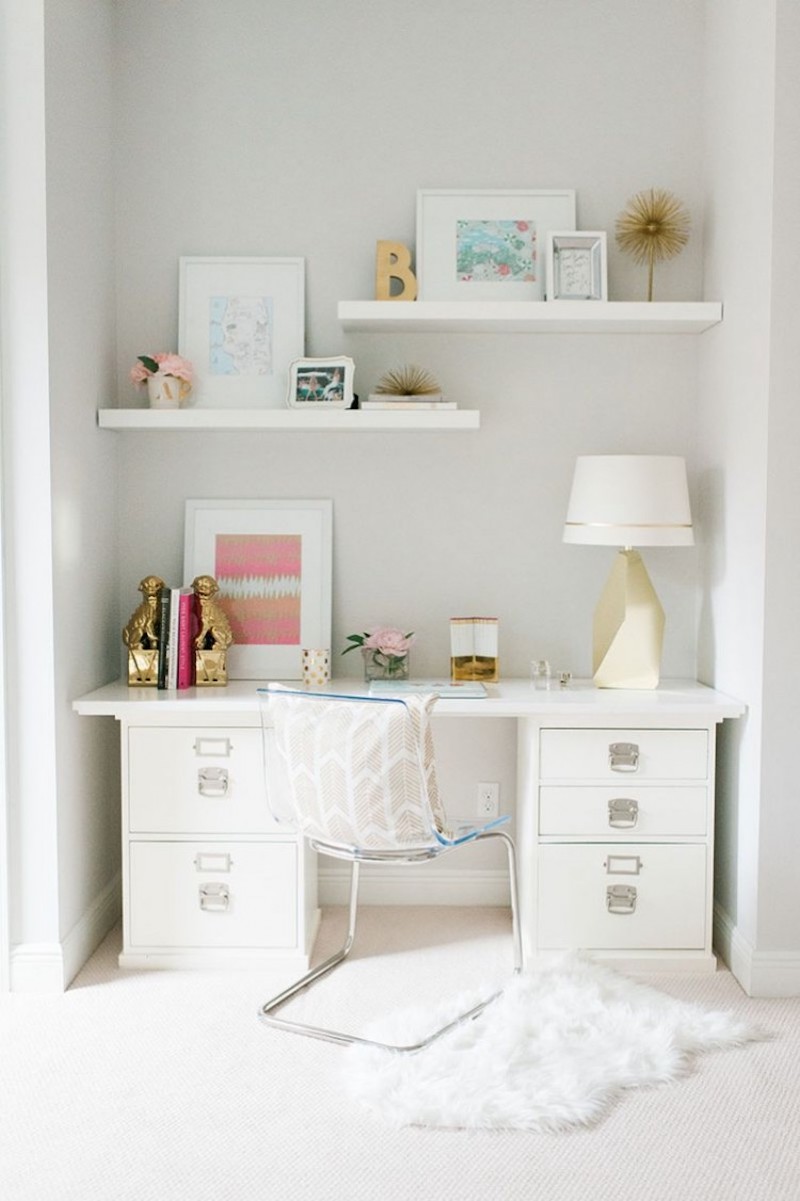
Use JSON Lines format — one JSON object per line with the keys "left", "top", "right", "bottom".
{"left": 416, "top": 189, "right": 576, "bottom": 302}
{"left": 183, "top": 499, "right": 332, "bottom": 679}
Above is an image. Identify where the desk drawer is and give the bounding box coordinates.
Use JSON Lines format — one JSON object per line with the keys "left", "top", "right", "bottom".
{"left": 128, "top": 727, "right": 275, "bottom": 834}
{"left": 539, "top": 785, "right": 707, "bottom": 837}
{"left": 539, "top": 728, "right": 708, "bottom": 781}
{"left": 537, "top": 843, "right": 706, "bottom": 950}
{"left": 129, "top": 840, "right": 297, "bottom": 949}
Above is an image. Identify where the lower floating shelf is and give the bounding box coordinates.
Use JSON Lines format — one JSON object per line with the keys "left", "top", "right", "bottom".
{"left": 97, "top": 408, "right": 480, "bottom": 431}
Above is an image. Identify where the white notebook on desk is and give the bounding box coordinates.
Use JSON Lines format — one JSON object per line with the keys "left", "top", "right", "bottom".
{"left": 368, "top": 679, "right": 488, "bottom": 698}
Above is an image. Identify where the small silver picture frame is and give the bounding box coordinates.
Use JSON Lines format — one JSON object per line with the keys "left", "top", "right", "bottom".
{"left": 545, "top": 232, "right": 608, "bottom": 301}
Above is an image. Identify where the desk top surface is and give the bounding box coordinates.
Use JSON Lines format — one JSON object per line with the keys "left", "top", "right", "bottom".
{"left": 73, "top": 678, "right": 745, "bottom": 721}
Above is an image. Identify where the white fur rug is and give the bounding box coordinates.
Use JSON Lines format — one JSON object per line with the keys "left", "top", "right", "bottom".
{"left": 344, "top": 956, "right": 760, "bottom": 1130}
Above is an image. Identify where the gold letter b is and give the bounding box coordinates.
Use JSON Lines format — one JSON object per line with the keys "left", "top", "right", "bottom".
{"left": 375, "top": 241, "right": 418, "bottom": 301}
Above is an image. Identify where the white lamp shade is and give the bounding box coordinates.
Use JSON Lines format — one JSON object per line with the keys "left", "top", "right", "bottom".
{"left": 563, "top": 455, "right": 694, "bottom": 547}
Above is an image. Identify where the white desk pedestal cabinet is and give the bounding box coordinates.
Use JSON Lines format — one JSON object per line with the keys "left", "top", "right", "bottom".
{"left": 517, "top": 711, "right": 738, "bottom": 972}
{"left": 92, "top": 704, "right": 318, "bottom": 970}
{"left": 74, "top": 679, "right": 742, "bottom": 973}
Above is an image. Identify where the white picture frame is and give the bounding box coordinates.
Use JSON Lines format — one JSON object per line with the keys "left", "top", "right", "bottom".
{"left": 178, "top": 256, "right": 305, "bottom": 409}
{"left": 286, "top": 356, "right": 354, "bottom": 409}
{"left": 416, "top": 189, "right": 576, "bottom": 302}
{"left": 545, "top": 231, "right": 608, "bottom": 301}
{"left": 183, "top": 498, "right": 332, "bottom": 680}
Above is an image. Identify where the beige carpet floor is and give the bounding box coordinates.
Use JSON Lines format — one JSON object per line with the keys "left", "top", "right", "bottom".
{"left": 1, "top": 907, "right": 799, "bottom": 1201}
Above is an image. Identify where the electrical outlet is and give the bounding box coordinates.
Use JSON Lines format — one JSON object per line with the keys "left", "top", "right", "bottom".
{"left": 477, "top": 781, "right": 500, "bottom": 818}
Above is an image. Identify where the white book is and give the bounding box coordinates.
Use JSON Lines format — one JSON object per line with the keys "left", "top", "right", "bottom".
{"left": 369, "top": 679, "right": 488, "bottom": 698}
{"left": 167, "top": 586, "right": 181, "bottom": 689}
{"left": 362, "top": 396, "right": 456, "bottom": 410}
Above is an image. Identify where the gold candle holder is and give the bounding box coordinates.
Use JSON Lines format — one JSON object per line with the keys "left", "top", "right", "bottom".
{"left": 450, "top": 617, "right": 499, "bottom": 682}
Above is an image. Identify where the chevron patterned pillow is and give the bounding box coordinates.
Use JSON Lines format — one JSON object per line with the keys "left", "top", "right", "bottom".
{"left": 268, "top": 692, "right": 446, "bottom": 850}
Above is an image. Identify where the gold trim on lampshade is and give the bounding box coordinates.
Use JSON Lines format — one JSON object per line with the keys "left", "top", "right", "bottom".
{"left": 563, "top": 455, "right": 694, "bottom": 548}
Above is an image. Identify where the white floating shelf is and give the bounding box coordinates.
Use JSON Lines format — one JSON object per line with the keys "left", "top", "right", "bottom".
{"left": 338, "top": 299, "right": 723, "bottom": 334}
{"left": 97, "top": 407, "right": 480, "bottom": 431}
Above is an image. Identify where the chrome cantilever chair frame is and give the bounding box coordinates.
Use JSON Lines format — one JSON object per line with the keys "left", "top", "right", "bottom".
{"left": 257, "top": 687, "right": 523, "bottom": 1054}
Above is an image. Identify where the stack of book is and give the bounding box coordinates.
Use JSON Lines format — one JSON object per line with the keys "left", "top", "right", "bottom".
{"left": 360, "top": 393, "right": 457, "bottom": 411}
{"left": 156, "top": 585, "right": 198, "bottom": 690}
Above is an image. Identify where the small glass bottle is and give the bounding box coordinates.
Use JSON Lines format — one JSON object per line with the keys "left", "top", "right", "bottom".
{"left": 531, "top": 659, "right": 552, "bottom": 690}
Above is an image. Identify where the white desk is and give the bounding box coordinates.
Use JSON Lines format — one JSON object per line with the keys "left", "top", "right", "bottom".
{"left": 75, "top": 678, "right": 743, "bottom": 971}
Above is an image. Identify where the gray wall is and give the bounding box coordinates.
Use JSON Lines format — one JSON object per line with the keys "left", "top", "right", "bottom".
{"left": 113, "top": 0, "right": 707, "bottom": 685}
{"left": 45, "top": 0, "right": 121, "bottom": 946}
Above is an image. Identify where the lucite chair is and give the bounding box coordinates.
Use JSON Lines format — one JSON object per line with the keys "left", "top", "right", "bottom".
{"left": 257, "top": 685, "right": 523, "bottom": 1053}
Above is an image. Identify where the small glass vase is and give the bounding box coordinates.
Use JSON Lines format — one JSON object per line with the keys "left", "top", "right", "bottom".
{"left": 360, "top": 646, "right": 410, "bottom": 682}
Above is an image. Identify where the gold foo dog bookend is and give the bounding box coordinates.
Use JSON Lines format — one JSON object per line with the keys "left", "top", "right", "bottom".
{"left": 192, "top": 574, "right": 233, "bottom": 686}
{"left": 122, "top": 573, "right": 234, "bottom": 687}
{"left": 122, "top": 575, "right": 164, "bottom": 686}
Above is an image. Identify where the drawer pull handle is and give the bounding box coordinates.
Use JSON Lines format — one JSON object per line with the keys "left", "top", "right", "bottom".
{"left": 606, "top": 884, "right": 637, "bottom": 914}
{"left": 199, "top": 883, "right": 230, "bottom": 912}
{"left": 609, "top": 741, "right": 639, "bottom": 772}
{"left": 194, "top": 737, "right": 232, "bottom": 758}
{"left": 194, "top": 852, "right": 232, "bottom": 873}
{"left": 605, "top": 854, "right": 642, "bottom": 875}
{"left": 197, "top": 766, "right": 229, "bottom": 797}
{"left": 608, "top": 797, "right": 639, "bottom": 828}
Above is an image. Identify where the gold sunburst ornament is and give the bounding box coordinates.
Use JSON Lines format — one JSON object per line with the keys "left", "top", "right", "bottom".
{"left": 615, "top": 188, "right": 690, "bottom": 301}
{"left": 374, "top": 364, "right": 441, "bottom": 396}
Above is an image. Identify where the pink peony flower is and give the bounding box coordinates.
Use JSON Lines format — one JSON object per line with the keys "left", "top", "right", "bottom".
{"left": 129, "top": 361, "right": 151, "bottom": 384}
{"left": 154, "top": 353, "right": 193, "bottom": 382}
{"left": 363, "top": 626, "right": 414, "bottom": 657}
{"left": 130, "top": 352, "right": 194, "bottom": 385}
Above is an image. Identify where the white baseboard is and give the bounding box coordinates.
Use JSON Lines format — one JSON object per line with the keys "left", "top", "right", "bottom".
{"left": 714, "top": 902, "right": 800, "bottom": 996}
{"left": 319, "top": 865, "right": 510, "bottom": 907}
{"left": 10, "top": 873, "right": 121, "bottom": 993}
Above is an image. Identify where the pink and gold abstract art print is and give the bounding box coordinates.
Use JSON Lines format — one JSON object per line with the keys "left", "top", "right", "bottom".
{"left": 214, "top": 533, "right": 301, "bottom": 648}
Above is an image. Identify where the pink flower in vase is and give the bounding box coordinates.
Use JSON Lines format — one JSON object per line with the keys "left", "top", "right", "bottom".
{"left": 364, "top": 627, "right": 414, "bottom": 658}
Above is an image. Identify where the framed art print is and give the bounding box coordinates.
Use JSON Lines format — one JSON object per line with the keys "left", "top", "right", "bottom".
{"left": 286, "top": 356, "right": 354, "bottom": 408}
{"left": 184, "top": 499, "right": 332, "bottom": 679}
{"left": 179, "top": 257, "right": 305, "bottom": 408}
{"left": 545, "top": 231, "right": 608, "bottom": 301}
{"left": 416, "top": 189, "right": 576, "bottom": 301}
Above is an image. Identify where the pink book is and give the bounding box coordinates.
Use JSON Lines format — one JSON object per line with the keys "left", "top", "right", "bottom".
{"left": 177, "top": 588, "right": 196, "bottom": 689}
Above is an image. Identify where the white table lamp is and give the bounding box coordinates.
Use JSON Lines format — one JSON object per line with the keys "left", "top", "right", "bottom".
{"left": 563, "top": 455, "right": 693, "bottom": 689}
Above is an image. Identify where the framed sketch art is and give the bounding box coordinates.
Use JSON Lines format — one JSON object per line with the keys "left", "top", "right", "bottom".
{"left": 184, "top": 499, "right": 332, "bottom": 679}
{"left": 545, "top": 232, "right": 608, "bottom": 301}
{"left": 287, "top": 356, "right": 354, "bottom": 409}
{"left": 178, "top": 257, "right": 305, "bottom": 408}
{"left": 416, "top": 189, "right": 576, "bottom": 301}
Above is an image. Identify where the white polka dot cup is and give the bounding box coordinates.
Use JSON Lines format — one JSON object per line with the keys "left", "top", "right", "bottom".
{"left": 302, "top": 648, "right": 331, "bottom": 687}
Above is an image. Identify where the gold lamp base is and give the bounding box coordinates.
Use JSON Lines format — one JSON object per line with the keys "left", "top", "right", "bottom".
{"left": 592, "top": 549, "right": 665, "bottom": 689}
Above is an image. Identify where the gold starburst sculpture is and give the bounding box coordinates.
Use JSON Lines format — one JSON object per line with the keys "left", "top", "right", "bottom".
{"left": 374, "top": 364, "right": 441, "bottom": 396}
{"left": 615, "top": 188, "right": 690, "bottom": 301}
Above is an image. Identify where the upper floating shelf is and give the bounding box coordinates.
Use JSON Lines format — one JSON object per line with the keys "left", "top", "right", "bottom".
{"left": 97, "top": 408, "right": 480, "bottom": 431}
{"left": 337, "top": 300, "right": 723, "bottom": 334}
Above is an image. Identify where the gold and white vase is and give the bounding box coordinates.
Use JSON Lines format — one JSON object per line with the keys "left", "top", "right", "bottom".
{"left": 147, "top": 373, "right": 191, "bottom": 409}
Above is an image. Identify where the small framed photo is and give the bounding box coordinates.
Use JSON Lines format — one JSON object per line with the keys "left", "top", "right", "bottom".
{"left": 184, "top": 499, "right": 332, "bottom": 679}
{"left": 416, "top": 189, "right": 576, "bottom": 301}
{"left": 545, "top": 232, "right": 608, "bottom": 301}
{"left": 287, "top": 356, "right": 354, "bottom": 409}
{"left": 178, "top": 256, "right": 305, "bottom": 409}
